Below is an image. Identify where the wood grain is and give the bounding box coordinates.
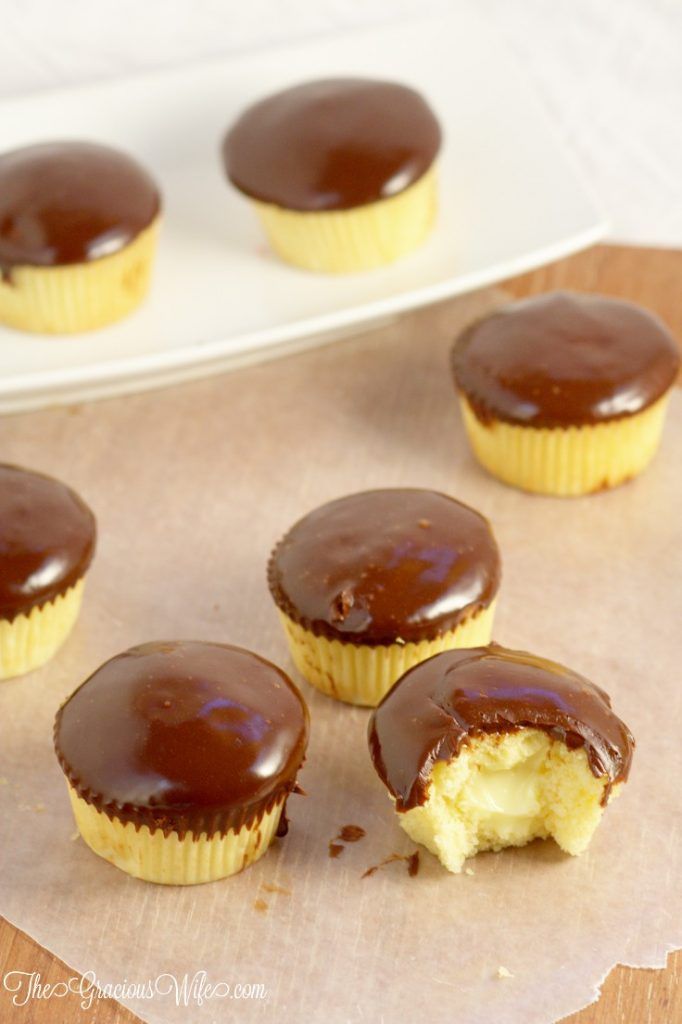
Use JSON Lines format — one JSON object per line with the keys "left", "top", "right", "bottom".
{"left": 1, "top": 243, "right": 680, "bottom": 1024}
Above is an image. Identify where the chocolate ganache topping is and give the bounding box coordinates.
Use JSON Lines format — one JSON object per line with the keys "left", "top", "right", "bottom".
{"left": 0, "top": 142, "right": 161, "bottom": 270}
{"left": 451, "top": 292, "right": 680, "bottom": 428}
{"left": 368, "top": 643, "right": 634, "bottom": 811}
{"left": 54, "top": 641, "right": 309, "bottom": 838}
{"left": 268, "top": 489, "right": 500, "bottom": 646}
{"left": 0, "top": 464, "right": 96, "bottom": 621}
{"left": 223, "top": 78, "right": 442, "bottom": 211}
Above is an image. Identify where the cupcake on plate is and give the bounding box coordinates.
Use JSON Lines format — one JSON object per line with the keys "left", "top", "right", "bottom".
{"left": 54, "top": 641, "right": 309, "bottom": 884}
{"left": 268, "top": 489, "right": 500, "bottom": 707}
{"left": 451, "top": 291, "right": 680, "bottom": 496}
{"left": 0, "top": 464, "right": 96, "bottom": 679}
{"left": 0, "top": 141, "right": 161, "bottom": 333}
{"left": 222, "top": 78, "right": 441, "bottom": 273}
{"left": 368, "top": 643, "right": 634, "bottom": 873}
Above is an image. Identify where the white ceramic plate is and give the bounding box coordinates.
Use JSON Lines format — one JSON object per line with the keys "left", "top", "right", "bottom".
{"left": 0, "top": 6, "right": 606, "bottom": 413}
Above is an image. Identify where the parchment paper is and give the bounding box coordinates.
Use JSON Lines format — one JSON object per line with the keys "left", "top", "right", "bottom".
{"left": 0, "top": 289, "right": 680, "bottom": 1024}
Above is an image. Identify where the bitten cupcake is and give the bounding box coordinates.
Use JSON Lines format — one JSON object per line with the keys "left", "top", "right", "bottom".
{"left": 54, "top": 641, "right": 309, "bottom": 884}
{"left": 268, "top": 489, "right": 500, "bottom": 707}
{"left": 0, "top": 141, "right": 161, "bottom": 333}
{"left": 0, "top": 464, "right": 96, "bottom": 679}
{"left": 222, "top": 78, "right": 441, "bottom": 273}
{"left": 451, "top": 291, "right": 680, "bottom": 495}
{"left": 368, "top": 643, "right": 634, "bottom": 873}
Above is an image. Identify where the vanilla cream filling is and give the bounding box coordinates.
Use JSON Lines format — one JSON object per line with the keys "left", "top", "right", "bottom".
{"left": 463, "top": 748, "right": 545, "bottom": 820}
{"left": 397, "top": 729, "right": 617, "bottom": 873}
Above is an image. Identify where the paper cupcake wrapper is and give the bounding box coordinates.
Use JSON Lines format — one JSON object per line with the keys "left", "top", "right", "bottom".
{"left": 0, "top": 580, "right": 85, "bottom": 680}
{"left": 250, "top": 165, "right": 437, "bottom": 273}
{"left": 459, "top": 394, "right": 671, "bottom": 496}
{"left": 0, "top": 219, "right": 160, "bottom": 334}
{"left": 68, "top": 785, "right": 286, "bottom": 885}
{"left": 278, "top": 601, "right": 496, "bottom": 707}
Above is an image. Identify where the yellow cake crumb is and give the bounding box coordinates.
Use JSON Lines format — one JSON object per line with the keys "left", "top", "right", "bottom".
{"left": 397, "top": 730, "right": 618, "bottom": 873}
{"left": 497, "top": 966, "right": 514, "bottom": 979}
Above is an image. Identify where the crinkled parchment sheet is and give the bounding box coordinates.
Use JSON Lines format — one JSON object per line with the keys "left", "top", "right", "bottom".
{"left": 0, "top": 289, "right": 680, "bottom": 1024}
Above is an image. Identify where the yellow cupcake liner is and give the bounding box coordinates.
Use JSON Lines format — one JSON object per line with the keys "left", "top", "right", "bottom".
{"left": 278, "top": 600, "right": 496, "bottom": 707}
{"left": 0, "top": 219, "right": 160, "bottom": 334}
{"left": 250, "top": 165, "right": 438, "bottom": 273}
{"left": 0, "top": 580, "right": 85, "bottom": 680}
{"left": 67, "top": 785, "right": 286, "bottom": 885}
{"left": 459, "top": 394, "right": 671, "bottom": 496}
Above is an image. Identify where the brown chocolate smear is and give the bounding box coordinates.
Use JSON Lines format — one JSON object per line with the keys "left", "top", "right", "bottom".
{"left": 361, "top": 851, "right": 418, "bottom": 879}
{"left": 223, "top": 78, "right": 441, "bottom": 212}
{"left": 253, "top": 899, "right": 268, "bottom": 913}
{"left": 451, "top": 292, "right": 680, "bottom": 427}
{"left": 0, "top": 463, "right": 96, "bottom": 621}
{"left": 328, "top": 842, "right": 344, "bottom": 859}
{"left": 337, "top": 825, "right": 365, "bottom": 843}
{"left": 368, "top": 643, "right": 634, "bottom": 812}
{"left": 0, "top": 141, "right": 161, "bottom": 269}
{"left": 268, "top": 489, "right": 500, "bottom": 646}
{"left": 406, "top": 851, "right": 420, "bottom": 877}
{"left": 54, "top": 641, "right": 309, "bottom": 839}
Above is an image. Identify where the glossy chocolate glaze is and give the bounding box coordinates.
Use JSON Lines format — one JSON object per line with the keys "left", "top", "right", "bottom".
{"left": 268, "top": 489, "right": 500, "bottom": 646}
{"left": 0, "top": 464, "right": 96, "bottom": 621}
{"left": 368, "top": 643, "right": 634, "bottom": 811}
{"left": 0, "top": 142, "right": 161, "bottom": 269}
{"left": 54, "top": 641, "right": 309, "bottom": 838}
{"left": 223, "top": 78, "right": 441, "bottom": 211}
{"left": 451, "top": 292, "right": 680, "bottom": 427}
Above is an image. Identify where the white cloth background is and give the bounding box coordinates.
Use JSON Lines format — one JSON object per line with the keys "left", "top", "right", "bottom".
{"left": 0, "top": 0, "right": 679, "bottom": 248}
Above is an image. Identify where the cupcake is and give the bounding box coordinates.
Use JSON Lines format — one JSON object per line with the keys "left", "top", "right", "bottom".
{"left": 268, "top": 489, "right": 500, "bottom": 707}
{"left": 54, "top": 641, "right": 309, "bottom": 884}
{"left": 222, "top": 78, "right": 441, "bottom": 273}
{"left": 0, "top": 141, "right": 161, "bottom": 333}
{"left": 368, "top": 643, "right": 634, "bottom": 873}
{"left": 451, "top": 291, "right": 680, "bottom": 496}
{"left": 0, "top": 464, "right": 96, "bottom": 679}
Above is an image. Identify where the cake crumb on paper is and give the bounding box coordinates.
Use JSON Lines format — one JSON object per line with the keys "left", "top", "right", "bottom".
{"left": 261, "top": 883, "right": 291, "bottom": 896}
{"left": 70, "top": 831, "right": 80, "bottom": 842}
{"left": 497, "top": 966, "right": 513, "bottom": 979}
{"left": 465, "top": 867, "right": 474, "bottom": 876}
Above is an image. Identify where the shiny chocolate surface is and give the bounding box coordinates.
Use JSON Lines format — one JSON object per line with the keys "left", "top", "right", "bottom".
{"left": 0, "top": 141, "right": 161, "bottom": 268}
{"left": 0, "top": 463, "right": 96, "bottom": 620}
{"left": 369, "top": 643, "right": 634, "bottom": 811}
{"left": 223, "top": 78, "right": 441, "bottom": 211}
{"left": 268, "top": 489, "right": 500, "bottom": 646}
{"left": 54, "top": 641, "right": 309, "bottom": 837}
{"left": 451, "top": 292, "right": 680, "bottom": 427}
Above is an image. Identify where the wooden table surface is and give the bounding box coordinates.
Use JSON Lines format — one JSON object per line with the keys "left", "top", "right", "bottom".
{"left": 1, "top": 243, "right": 680, "bottom": 1024}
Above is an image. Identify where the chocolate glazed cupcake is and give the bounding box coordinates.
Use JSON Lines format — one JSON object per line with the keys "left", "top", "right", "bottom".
{"left": 54, "top": 641, "right": 309, "bottom": 884}
{"left": 268, "top": 489, "right": 501, "bottom": 707}
{"left": 0, "top": 464, "right": 96, "bottom": 679}
{"left": 451, "top": 291, "right": 681, "bottom": 495}
{"left": 223, "top": 78, "right": 441, "bottom": 273}
{"left": 0, "top": 141, "right": 161, "bottom": 333}
{"left": 369, "top": 643, "right": 634, "bottom": 873}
